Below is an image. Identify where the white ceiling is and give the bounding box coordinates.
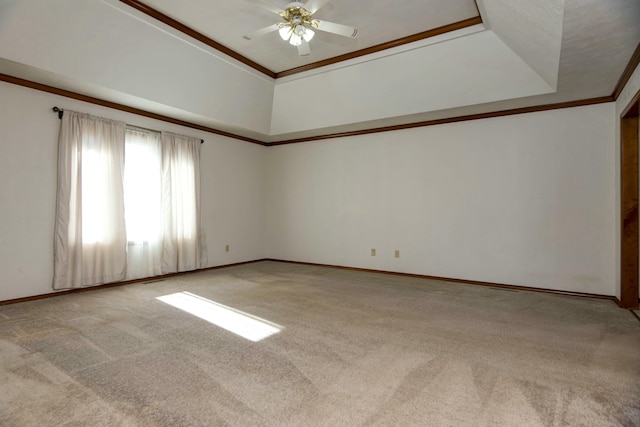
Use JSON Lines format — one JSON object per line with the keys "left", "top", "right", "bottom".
{"left": 140, "top": 0, "right": 480, "bottom": 73}
{"left": 0, "top": 0, "right": 638, "bottom": 141}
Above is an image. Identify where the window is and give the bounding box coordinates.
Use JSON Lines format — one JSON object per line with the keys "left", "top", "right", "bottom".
{"left": 53, "top": 111, "right": 206, "bottom": 289}
{"left": 81, "top": 138, "right": 119, "bottom": 245}
{"left": 123, "top": 128, "right": 163, "bottom": 280}
{"left": 124, "top": 128, "right": 162, "bottom": 245}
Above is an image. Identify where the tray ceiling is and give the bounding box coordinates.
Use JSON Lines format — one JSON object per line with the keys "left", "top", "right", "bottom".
{"left": 0, "top": 0, "right": 638, "bottom": 142}
{"left": 138, "top": 0, "right": 480, "bottom": 73}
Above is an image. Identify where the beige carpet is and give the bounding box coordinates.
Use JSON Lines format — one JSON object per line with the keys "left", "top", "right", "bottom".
{"left": 1, "top": 261, "right": 639, "bottom": 426}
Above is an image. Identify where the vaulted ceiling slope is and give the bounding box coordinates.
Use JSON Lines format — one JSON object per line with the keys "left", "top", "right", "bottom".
{"left": 0, "top": 0, "right": 638, "bottom": 143}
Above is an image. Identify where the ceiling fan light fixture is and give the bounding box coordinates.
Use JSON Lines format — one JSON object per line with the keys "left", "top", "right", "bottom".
{"left": 289, "top": 32, "right": 302, "bottom": 46}
{"left": 293, "top": 24, "right": 306, "bottom": 36}
{"left": 302, "top": 27, "right": 315, "bottom": 42}
{"left": 243, "top": 0, "right": 358, "bottom": 58}
{"left": 279, "top": 26, "right": 292, "bottom": 40}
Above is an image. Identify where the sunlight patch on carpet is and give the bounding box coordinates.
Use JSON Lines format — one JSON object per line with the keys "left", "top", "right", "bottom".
{"left": 157, "top": 292, "right": 282, "bottom": 342}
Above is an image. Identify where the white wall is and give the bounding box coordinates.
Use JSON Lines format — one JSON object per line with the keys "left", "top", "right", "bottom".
{"left": 0, "top": 81, "right": 266, "bottom": 301}
{"left": 266, "top": 103, "right": 617, "bottom": 295}
{"left": 0, "top": 80, "right": 622, "bottom": 300}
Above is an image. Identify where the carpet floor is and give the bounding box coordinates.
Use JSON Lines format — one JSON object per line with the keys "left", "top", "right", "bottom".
{"left": 1, "top": 261, "right": 639, "bottom": 426}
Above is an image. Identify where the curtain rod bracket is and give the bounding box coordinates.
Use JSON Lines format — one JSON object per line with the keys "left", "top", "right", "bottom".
{"left": 52, "top": 106, "right": 64, "bottom": 119}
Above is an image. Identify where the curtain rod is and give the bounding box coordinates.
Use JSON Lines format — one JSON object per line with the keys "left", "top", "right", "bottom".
{"left": 126, "top": 123, "right": 161, "bottom": 134}
{"left": 51, "top": 106, "right": 204, "bottom": 143}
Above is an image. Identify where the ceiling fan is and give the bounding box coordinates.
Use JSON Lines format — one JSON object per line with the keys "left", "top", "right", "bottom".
{"left": 243, "top": 0, "right": 358, "bottom": 57}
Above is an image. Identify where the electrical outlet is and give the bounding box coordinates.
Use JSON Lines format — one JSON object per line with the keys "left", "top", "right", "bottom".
{"left": 371, "top": 248, "right": 376, "bottom": 256}
{"left": 225, "top": 244, "right": 230, "bottom": 252}
{"left": 395, "top": 250, "right": 400, "bottom": 258}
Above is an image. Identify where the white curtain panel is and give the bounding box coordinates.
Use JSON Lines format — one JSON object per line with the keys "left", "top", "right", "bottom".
{"left": 160, "top": 132, "right": 207, "bottom": 273}
{"left": 124, "top": 128, "right": 163, "bottom": 280}
{"left": 53, "top": 111, "right": 127, "bottom": 289}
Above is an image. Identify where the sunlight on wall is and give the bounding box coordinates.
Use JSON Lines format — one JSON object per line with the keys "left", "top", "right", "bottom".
{"left": 157, "top": 292, "right": 282, "bottom": 342}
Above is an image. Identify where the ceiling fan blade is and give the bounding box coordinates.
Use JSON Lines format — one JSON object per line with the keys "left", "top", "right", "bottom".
{"left": 243, "top": 23, "right": 280, "bottom": 40}
{"left": 245, "top": 0, "right": 283, "bottom": 15}
{"left": 315, "top": 20, "right": 358, "bottom": 38}
{"left": 303, "top": 0, "right": 331, "bottom": 14}
{"left": 297, "top": 40, "right": 311, "bottom": 57}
